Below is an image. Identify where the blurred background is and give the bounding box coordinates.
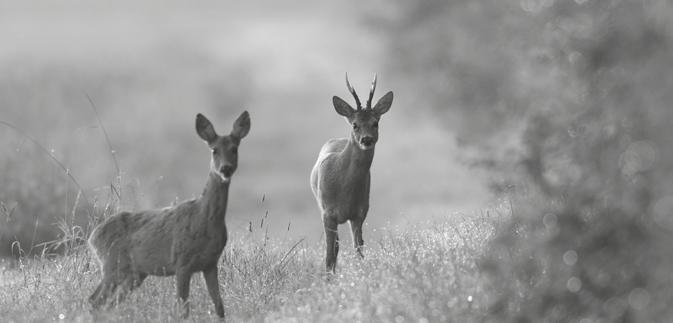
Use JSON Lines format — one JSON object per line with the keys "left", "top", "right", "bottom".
{"left": 3, "top": 0, "right": 673, "bottom": 320}
{"left": 0, "top": 0, "right": 494, "bottom": 257}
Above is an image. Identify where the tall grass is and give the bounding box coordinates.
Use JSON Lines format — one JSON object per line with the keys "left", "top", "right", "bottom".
{"left": 0, "top": 201, "right": 498, "bottom": 322}
{"left": 0, "top": 94, "right": 127, "bottom": 258}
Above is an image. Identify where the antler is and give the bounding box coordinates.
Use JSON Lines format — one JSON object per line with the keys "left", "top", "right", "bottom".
{"left": 366, "top": 73, "right": 377, "bottom": 109}
{"left": 345, "top": 73, "right": 362, "bottom": 110}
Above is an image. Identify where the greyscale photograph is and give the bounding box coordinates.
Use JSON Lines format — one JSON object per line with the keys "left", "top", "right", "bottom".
{"left": 1, "top": 1, "right": 672, "bottom": 322}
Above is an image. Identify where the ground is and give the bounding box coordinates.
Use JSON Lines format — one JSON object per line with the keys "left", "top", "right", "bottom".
{"left": 0, "top": 213, "right": 497, "bottom": 322}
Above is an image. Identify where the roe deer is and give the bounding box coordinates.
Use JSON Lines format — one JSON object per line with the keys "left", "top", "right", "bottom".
{"left": 88, "top": 111, "right": 250, "bottom": 318}
{"left": 310, "top": 74, "right": 393, "bottom": 272}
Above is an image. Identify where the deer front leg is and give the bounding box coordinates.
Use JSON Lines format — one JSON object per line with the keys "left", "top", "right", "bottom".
{"left": 323, "top": 216, "right": 339, "bottom": 273}
{"left": 349, "top": 218, "right": 365, "bottom": 259}
{"left": 203, "top": 265, "right": 225, "bottom": 318}
{"left": 176, "top": 269, "right": 192, "bottom": 318}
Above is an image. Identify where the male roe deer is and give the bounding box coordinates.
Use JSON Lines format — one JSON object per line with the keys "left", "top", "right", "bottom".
{"left": 310, "top": 74, "right": 393, "bottom": 272}
{"left": 88, "top": 111, "right": 250, "bottom": 318}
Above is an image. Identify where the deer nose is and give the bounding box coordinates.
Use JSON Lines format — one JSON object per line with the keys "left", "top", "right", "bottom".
{"left": 220, "top": 165, "right": 234, "bottom": 177}
{"left": 360, "top": 136, "right": 375, "bottom": 147}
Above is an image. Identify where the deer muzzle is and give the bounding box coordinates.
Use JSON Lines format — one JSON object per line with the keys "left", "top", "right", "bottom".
{"left": 360, "top": 136, "right": 375, "bottom": 147}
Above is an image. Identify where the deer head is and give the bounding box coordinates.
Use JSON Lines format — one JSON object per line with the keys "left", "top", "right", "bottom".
{"left": 196, "top": 111, "right": 250, "bottom": 183}
{"left": 332, "top": 74, "right": 393, "bottom": 150}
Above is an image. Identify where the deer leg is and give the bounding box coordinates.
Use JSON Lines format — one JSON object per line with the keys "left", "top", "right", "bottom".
{"left": 90, "top": 271, "right": 125, "bottom": 310}
{"left": 114, "top": 273, "right": 147, "bottom": 306}
{"left": 91, "top": 247, "right": 141, "bottom": 309}
{"left": 89, "top": 278, "right": 114, "bottom": 309}
{"left": 89, "top": 280, "right": 104, "bottom": 308}
{"left": 176, "top": 269, "right": 192, "bottom": 318}
{"left": 203, "top": 265, "right": 225, "bottom": 318}
{"left": 349, "top": 218, "right": 365, "bottom": 259}
{"left": 133, "top": 273, "right": 147, "bottom": 289}
{"left": 324, "top": 216, "right": 339, "bottom": 273}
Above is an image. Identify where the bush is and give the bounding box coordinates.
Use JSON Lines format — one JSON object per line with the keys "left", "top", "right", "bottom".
{"left": 378, "top": 0, "right": 673, "bottom": 320}
{"left": 478, "top": 1, "right": 673, "bottom": 322}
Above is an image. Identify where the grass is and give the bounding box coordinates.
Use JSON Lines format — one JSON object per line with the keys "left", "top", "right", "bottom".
{"left": 0, "top": 212, "right": 497, "bottom": 322}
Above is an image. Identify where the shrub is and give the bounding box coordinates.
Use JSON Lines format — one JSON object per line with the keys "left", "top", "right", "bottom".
{"left": 479, "top": 1, "right": 673, "bottom": 322}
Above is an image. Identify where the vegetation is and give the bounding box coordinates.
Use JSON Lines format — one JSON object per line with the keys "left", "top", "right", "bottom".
{"left": 3, "top": 0, "right": 673, "bottom": 322}
{"left": 1, "top": 210, "right": 496, "bottom": 322}
{"left": 379, "top": 0, "right": 673, "bottom": 321}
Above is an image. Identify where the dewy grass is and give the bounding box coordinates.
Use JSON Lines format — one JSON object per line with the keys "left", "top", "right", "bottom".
{"left": 0, "top": 215, "right": 494, "bottom": 322}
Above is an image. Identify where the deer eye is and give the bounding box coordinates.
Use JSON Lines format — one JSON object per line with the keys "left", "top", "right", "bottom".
{"left": 211, "top": 148, "right": 218, "bottom": 155}
{"left": 352, "top": 122, "right": 358, "bottom": 130}
{"left": 230, "top": 147, "right": 238, "bottom": 155}
{"left": 373, "top": 121, "right": 379, "bottom": 128}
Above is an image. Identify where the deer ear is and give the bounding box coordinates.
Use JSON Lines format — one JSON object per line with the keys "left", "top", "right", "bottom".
{"left": 231, "top": 110, "right": 250, "bottom": 141}
{"left": 333, "top": 96, "right": 355, "bottom": 118}
{"left": 373, "top": 91, "right": 393, "bottom": 116}
{"left": 196, "top": 113, "right": 218, "bottom": 144}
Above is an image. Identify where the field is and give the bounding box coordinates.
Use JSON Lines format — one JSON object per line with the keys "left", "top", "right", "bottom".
{"left": 0, "top": 212, "right": 498, "bottom": 322}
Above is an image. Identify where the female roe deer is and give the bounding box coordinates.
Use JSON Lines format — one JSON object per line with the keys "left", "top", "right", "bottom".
{"left": 310, "top": 74, "right": 393, "bottom": 272}
{"left": 88, "top": 111, "right": 250, "bottom": 318}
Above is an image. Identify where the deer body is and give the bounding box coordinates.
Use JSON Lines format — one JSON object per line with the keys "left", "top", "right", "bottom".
{"left": 88, "top": 111, "right": 250, "bottom": 318}
{"left": 310, "top": 75, "right": 393, "bottom": 272}
{"left": 311, "top": 138, "right": 372, "bottom": 224}
{"left": 90, "top": 179, "right": 227, "bottom": 276}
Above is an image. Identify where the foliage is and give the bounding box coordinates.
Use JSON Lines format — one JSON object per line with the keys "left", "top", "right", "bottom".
{"left": 381, "top": 0, "right": 673, "bottom": 321}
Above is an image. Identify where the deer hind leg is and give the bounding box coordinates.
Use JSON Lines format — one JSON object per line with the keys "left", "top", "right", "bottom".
{"left": 89, "top": 279, "right": 105, "bottom": 307}
{"left": 113, "top": 272, "right": 147, "bottom": 306}
{"left": 176, "top": 269, "right": 193, "bottom": 318}
{"left": 324, "top": 216, "right": 339, "bottom": 273}
{"left": 90, "top": 257, "right": 127, "bottom": 310}
{"left": 89, "top": 276, "right": 119, "bottom": 310}
{"left": 93, "top": 249, "right": 137, "bottom": 308}
{"left": 349, "top": 218, "right": 365, "bottom": 259}
{"left": 90, "top": 270, "right": 135, "bottom": 310}
{"left": 203, "top": 265, "right": 225, "bottom": 318}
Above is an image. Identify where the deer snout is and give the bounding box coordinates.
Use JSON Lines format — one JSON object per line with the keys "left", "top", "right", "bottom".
{"left": 360, "top": 136, "right": 375, "bottom": 147}
{"left": 220, "top": 165, "right": 234, "bottom": 177}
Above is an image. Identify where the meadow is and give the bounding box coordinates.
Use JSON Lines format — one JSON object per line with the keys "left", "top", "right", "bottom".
{"left": 0, "top": 207, "right": 500, "bottom": 322}
{"left": 3, "top": 1, "right": 673, "bottom": 322}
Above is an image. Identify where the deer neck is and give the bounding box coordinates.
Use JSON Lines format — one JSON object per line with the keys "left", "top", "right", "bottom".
{"left": 199, "top": 172, "right": 230, "bottom": 226}
{"left": 341, "top": 133, "right": 375, "bottom": 175}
